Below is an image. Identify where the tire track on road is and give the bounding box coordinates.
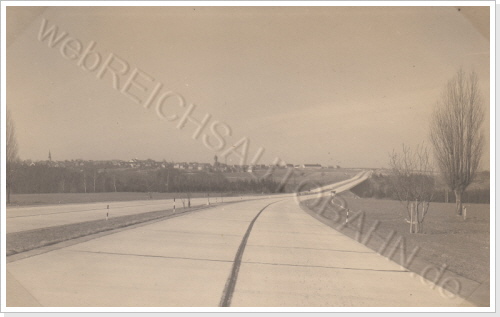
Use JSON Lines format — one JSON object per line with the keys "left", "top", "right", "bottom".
{"left": 219, "top": 199, "right": 283, "bottom": 307}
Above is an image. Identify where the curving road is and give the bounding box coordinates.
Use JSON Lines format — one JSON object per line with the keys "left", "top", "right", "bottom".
{"left": 6, "top": 195, "right": 287, "bottom": 234}
{"left": 5, "top": 171, "right": 368, "bottom": 234}
{"left": 6, "top": 173, "right": 473, "bottom": 308}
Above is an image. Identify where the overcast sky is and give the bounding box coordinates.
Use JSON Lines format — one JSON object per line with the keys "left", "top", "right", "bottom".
{"left": 6, "top": 5, "right": 490, "bottom": 169}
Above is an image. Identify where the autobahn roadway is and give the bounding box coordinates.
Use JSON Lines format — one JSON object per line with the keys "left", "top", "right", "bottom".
{"left": 5, "top": 171, "right": 371, "bottom": 234}
{"left": 5, "top": 195, "right": 286, "bottom": 234}
{"left": 5, "top": 172, "right": 473, "bottom": 308}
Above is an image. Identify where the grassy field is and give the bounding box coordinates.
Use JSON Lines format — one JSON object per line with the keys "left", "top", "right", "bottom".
{"left": 224, "top": 167, "right": 363, "bottom": 192}
{"left": 303, "top": 195, "right": 490, "bottom": 284}
{"left": 224, "top": 167, "right": 361, "bottom": 182}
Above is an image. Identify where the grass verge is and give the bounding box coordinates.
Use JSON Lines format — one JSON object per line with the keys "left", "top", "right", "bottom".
{"left": 301, "top": 194, "right": 490, "bottom": 306}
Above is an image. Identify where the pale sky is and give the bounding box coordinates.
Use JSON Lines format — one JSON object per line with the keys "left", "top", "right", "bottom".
{"left": 6, "top": 5, "right": 490, "bottom": 169}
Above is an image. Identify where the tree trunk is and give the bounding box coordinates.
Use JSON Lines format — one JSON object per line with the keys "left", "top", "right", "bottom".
{"left": 416, "top": 201, "right": 422, "bottom": 233}
{"left": 417, "top": 204, "right": 424, "bottom": 233}
{"left": 83, "top": 174, "right": 87, "bottom": 193}
{"left": 410, "top": 203, "right": 414, "bottom": 234}
{"left": 455, "top": 189, "right": 463, "bottom": 216}
{"left": 7, "top": 185, "right": 11, "bottom": 204}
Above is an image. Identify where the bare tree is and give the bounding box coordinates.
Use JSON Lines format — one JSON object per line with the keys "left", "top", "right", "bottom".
{"left": 82, "top": 171, "right": 87, "bottom": 193}
{"left": 93, "top": 170, "right": 97, "bottom": 193}
{"left": 430, "top": 69, "right": 485, "bottom": 216}
{"left": 6, "top": 110, "right": 19, "bottom": 204}
{"left": 389, "top": 144, "right": 435, "bottom": 233}
{"left": 101, "top": 170, "right": 107, "bottom": 192}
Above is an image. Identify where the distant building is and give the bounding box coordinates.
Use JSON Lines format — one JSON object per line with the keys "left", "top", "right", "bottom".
{"left": 301, "top": 164, "right": 322, "bottom": 169}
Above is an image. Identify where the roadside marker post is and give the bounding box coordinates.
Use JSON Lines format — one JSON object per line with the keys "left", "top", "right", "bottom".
{"left": 173, "top": 198, "right": 176, "bottom": 213}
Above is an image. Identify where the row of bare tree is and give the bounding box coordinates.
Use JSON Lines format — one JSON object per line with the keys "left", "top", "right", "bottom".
{"left": 6, "top": 110, "right": 19, "bottom": 204}
{"left": 7, "top": 164, "right": 284, "bottom": 195}
{"left": 389, "top": 69, "right": 485, "bottom": 233}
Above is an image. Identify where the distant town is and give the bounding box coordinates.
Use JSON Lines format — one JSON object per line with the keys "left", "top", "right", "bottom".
{"left": 20, "top": 152, "right": 341, "bottom": 173}
{"left": 9, "top": 152, "right": 348, "bottom": 196}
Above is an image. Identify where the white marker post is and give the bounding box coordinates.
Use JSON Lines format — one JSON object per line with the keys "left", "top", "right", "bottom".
{"left": 173, "top": 198, "right": 176, "bottom": 213}
{"left": 106, "top": 205, "right": 109, "bottom": 221}
{"left": 463, "top": 206, "right": 467, "bottom": 220}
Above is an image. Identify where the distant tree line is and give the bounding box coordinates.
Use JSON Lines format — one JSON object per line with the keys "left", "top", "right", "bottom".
{"left": 10, "top": 165, "right": 285, "bottom": 195}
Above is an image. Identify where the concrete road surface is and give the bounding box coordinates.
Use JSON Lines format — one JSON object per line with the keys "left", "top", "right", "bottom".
{"left": 6, "top": 195, "right": 276, "bottom": 234}
{"left": 230, "top": 199, "right": 471, "bottom": 307}
{"left": 6, "top": 174, "right": 474, "bottom": 308}
{"left": 6, "top": 171, "right": 366, "bottom": 234}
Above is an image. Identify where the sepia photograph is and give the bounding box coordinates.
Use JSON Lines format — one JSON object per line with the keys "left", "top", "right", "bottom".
{"left": 1, "top": 1, "right": 494, "bottom": 313}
